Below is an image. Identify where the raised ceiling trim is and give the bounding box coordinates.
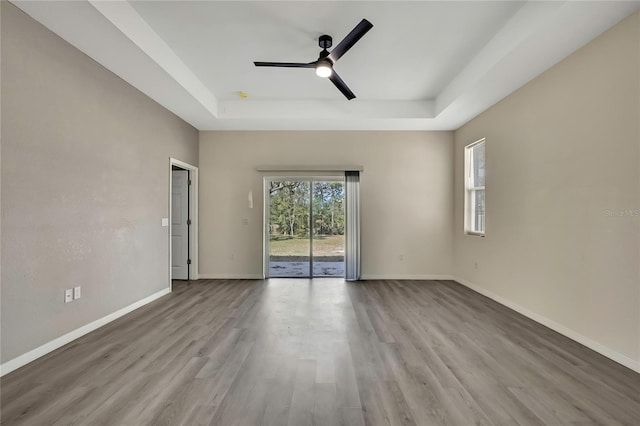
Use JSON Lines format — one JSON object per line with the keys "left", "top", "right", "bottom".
{"left": 11, "top": 0, "right": 640, "bottom": 131}
{"left": 88, "top": 0, "right": 219, "bottom": 117}
{"left": 221, "top": 100, "right": 434, "bottom": 120}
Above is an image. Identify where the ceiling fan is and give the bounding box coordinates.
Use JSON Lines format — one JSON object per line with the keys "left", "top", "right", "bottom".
{"left": 254, "top": 19, "right": 373, "bottom": 100}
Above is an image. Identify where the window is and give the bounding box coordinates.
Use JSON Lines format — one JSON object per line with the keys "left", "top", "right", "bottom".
{"left": 465, "top": 139, "right": 485, "bottom": 235}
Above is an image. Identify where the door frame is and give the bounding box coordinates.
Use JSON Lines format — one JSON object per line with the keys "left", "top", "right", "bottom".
{"left": 263, "top": 176, "right": 344, "bottom": 278}
{"left": 169, "top": 158, "right": 199, "bottom": 290}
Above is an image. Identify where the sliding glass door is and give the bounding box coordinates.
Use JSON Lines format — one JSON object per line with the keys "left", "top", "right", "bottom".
{"left": 312, "top": 181, "right": 345, "bottom": 277}
{"left": 267, "top": 180, "right": 311, "bottom": 277}
{"left": 266, "top": 178, "right": 344, "bottom": 278}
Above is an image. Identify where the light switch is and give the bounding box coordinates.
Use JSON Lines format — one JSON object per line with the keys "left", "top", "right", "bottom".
{"left": 64, "top": 289, "right": 73, "bottom": 303}
{"left": 161, "top": 218, "right": 169, "bottom": 227}
{"left": 73, "top": 286, "right": 81, "bottom": 300}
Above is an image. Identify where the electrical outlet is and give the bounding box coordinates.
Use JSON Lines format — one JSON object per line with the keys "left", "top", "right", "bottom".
{"left": 474, "top": 261, "right": 479, "bottom": 270}
{"left": 399, "top": 254, "right": 404, "bottom": 261}
{"left": 73, "top": 286, "right": 81, "bottom": 300}
{"left": 64, "top": 289, "right": 73, "bottom": 303}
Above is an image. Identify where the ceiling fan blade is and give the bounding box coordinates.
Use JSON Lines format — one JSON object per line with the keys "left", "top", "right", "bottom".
{"left": 254, "top": 61, "right": 316, "bottom": 68}
{"left": 327, "top": 19, "right": 373, "bottom": 63}
{"left": 329, "top": 71, "right": 356, "bottom": 100}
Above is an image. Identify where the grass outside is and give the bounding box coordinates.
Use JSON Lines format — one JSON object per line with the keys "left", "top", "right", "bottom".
{"left": 269, "top": 234, "right": 344, "bottom": 258}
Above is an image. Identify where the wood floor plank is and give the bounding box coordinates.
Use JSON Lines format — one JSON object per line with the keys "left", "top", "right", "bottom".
{"left": 313, "top": 383, "right": 340, "bottom": 426}
{"left": 261, "top": 354, "right": 297, "bottom": 426}
{"left": 333, "top": 340, "right": 363, "bottom": 410}
{"left": 1, "top": 278, "right": 639, "bottom": 426}
{"left": 287, "top": 359, "right": 317, "bottom": 426}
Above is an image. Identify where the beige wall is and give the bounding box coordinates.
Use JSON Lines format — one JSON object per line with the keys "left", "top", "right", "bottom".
{"left": 199, "top": 131, "right": 454, "bottom": 279}
{"left": 1, "top": 3, "right": 198, "bottom": 363}
{"left": 453, "top": 12, "right": 640, "bottom": 366}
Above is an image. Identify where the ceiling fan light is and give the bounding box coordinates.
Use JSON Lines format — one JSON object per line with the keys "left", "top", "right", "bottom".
{"left": 315, "top": 61, "right": 332, "bottom": 78}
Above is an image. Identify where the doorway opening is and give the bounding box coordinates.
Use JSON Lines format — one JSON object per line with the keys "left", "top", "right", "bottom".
{"left": 265, "top": 178, "right": 345, "bottom": 278}
{"left": 171, "top": 166, "right": 190, "bottom": 281}
{"left": 169, "top": 158, "right": 198, "bottom": 289}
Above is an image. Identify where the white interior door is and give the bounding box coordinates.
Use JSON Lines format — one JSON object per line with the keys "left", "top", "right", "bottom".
{"left": 172, "top": 169, "right": 189, "bottom": 280}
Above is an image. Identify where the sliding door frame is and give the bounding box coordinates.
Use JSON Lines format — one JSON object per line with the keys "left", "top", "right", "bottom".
{"left": 263, "top": 176, "right": 344, "bottom": 278}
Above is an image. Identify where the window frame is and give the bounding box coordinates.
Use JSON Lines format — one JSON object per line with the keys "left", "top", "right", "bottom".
{"left": 464, "top": 138, "right": 486, "bottom": 237}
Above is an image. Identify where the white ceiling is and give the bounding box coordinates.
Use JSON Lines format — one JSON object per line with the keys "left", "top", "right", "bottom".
{"left": 12, "top": 1, "right": 640, "bottom": 131}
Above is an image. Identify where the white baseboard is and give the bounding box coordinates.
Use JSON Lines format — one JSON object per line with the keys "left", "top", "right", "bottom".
{"left": 452, "top": 276, "right": 640, "bottom": 374}
{"left": 198, "top": 274, "right": 264, "bottom": 280}
{"left": 0, "top": 287, "right": 172, "bottom": 377}
{"left": 360, "top": 275, "right": 455, "bottom": 280}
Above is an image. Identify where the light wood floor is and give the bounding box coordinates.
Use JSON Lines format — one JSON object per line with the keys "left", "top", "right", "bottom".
{"left": 1, "top": 279, "right": 639, "bottom": 425}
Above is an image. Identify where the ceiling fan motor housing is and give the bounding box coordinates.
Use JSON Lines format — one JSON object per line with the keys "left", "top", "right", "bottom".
{"left": 319, "top": 34, "right": 332, "bottom": 50}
